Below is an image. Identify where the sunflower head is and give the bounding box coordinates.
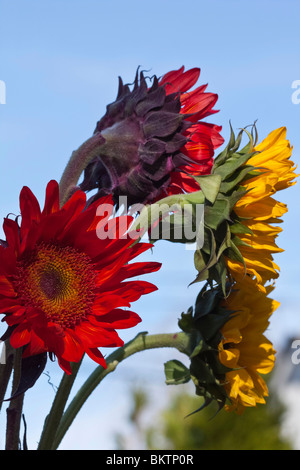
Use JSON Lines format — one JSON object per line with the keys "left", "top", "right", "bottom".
{"left": 0, "top": 180, "right": 161, "bottom": 380}
{"left": 166, "top": 276, "right": 277, "bottom": 415}
{"left": 164, "top": 283, "right": 234, "bottom": 413}
{"left": 218, "top": 277, "right": 278, "bottom": 414}
{"left": 80, "top": 66, "right": 223, "bottom": 207}
{"left": 187, "top": 124, "right": 298, "bottom": 292}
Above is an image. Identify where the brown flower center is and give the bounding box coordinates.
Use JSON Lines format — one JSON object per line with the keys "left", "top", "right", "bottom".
{"left": 14, "top": 243, "right": 97, "bottom": 328}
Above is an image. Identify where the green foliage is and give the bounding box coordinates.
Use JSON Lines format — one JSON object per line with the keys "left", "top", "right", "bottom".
{"left": 165, "top": 285, "right": 233, "bottom": 414}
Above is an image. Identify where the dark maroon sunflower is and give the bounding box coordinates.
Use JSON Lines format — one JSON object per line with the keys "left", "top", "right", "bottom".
{"left": 0, "top": 180, "right": 161, "bottom": 374}
{"left": 80, "top": 66, "right": 224, "bottom": 206}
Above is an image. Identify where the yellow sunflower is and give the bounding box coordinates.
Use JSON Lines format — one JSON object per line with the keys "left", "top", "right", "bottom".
{"left": 218, "top": 276, "right": 278, "bottom": 414}
{"left": 226, "top": 127, "right": 297, "bottom": 289}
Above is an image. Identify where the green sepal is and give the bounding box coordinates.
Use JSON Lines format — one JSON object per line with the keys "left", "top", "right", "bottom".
{"left": 230, "top": 220, "right": 253, "bottom": 235}
{"left": 219, "top": 164, "right": 256, "bottom": 193}
{"left": 192, "top": 174, "right": 222, "bottom": 204}
{"left": 178, "top": 307, "right": 194, "bottom": 333}
{"left": 164, "top": 359, "right": 191, "bottom": 385}
{"left": 194, "top": 284, "right": 224, "bottom": 320}
{"left": 175, "top": 282, "right": 238, "bottom": 412}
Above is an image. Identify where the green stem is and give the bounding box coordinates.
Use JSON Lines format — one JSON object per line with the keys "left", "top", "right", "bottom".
{"left": 59, "top": 133, "right": 105, "bottom": 206}
{"left": 5, "top": 348, "right": 24, "bottom": 450}
{"left": 0, "top": 341, "right": 15, "bottom": 411}
{"left": 37, "top": 359, "right": 83, "bottom": 450}
{"left": 51, "top": 331, "right": 192, "bottom": 450}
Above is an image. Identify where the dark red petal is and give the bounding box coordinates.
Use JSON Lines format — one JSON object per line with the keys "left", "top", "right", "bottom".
{"left": 104, "top": 280, "right": 158, "bottom": 303}
{"left": 33, "top": 322, "right": 65, "bottom": 357}
{"left": 94, "top": 251, "right": 132, "bottom": 287}
{"left": 160, "top": 67, "right": 200, "bottom": 95}
{"left": 180, "top": 84, "right": 208, "bottom": 104}
{"left": 42, "top": 180, "right": 60, "bottom": 216}
{"left": 3, "top": 218, "right": 20, "bottom": 254}
{"left": 22, "top": 330, "right": 47, "bottom": 357}
{"left": 75, "top": 322, "right": 124, "bottom": 348}
{"left": 90, "top": 309, "right": 141, "bottom": 329}
{"left": 32, "top": 211, "right": 74, "bottom": 245}
{"left": 106, "top": 261, "right": 161, "bottom": 286}
{"left": 61, "top": 189, "right": 87, "bottom": 219}
{"left": 159, "top": 66, "right": 184, "bottom": 86}
{"left": 60, "top": 329, "right": 84, "bottom": 362}
{"left": 0, "top": 296, "right": 22, "bottom": 310}
{"left": 192, "top": 122, "right": 224, "bottom": 149}
{"left": 88, "top": 195, "right": 114, "bottom": 231}
{"left": 19, "top": 186, "right": 41, "bottom": 238}
{"left": 10, "top": 323, "right": 31, "bottom": 348}
{"left": 85, "top": 348, "right": 107, "bottom": 369}
{"left": 57, "top": 356, "right": 73, "bottom": 375}
{"left": 183, "top": 92, "right": 219, "bottom": 121}
{"left": 5, "top": 308, "right": 27, "bottom": 326}
{"left": 0, "top": 245, "right": 17, "bottom": 275}
{"left": 0, "top": 276, "right": 17, "bottom": 297}
{"left": 93, "top": 294, "right": 131, "bottom": 316}
{"left": 126, "top": 242, "right": 155, "bottom": 262}
{"left": 101, "top": 215, "right": 133, "bottom": 240}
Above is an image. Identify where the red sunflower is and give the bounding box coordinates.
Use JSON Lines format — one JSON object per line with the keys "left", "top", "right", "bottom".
{"left": 0, "top": 180, "right": 161, "bottom": 374}
{"left": 158, "top": 66, "right": 224, "bottom": 195}
{"left": 80, "top": 66, "right": 224, "bottom": 206}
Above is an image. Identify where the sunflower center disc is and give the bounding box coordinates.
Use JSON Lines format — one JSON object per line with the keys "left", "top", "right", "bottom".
{"left": 14, "top": 243, "right": 97, "bottom": 327}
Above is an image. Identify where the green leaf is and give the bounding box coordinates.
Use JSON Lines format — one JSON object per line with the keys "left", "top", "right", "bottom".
{"left": 192, "top": 174, "right": 222, "bottom": 204}
{"left": 230, "top": 220, "right": 253, "bottom": 235}
{"left": 178, "top": 308, "right": 194, "bottom": 333}
{"left": 190, "top": 357, "right": 217, "bottom": 385}
{"left": 219, "top": 164, "right": 255, "bottom": 194}
{"left": 213, "top": 151, "right": 254, "bottom": 181}
{"left": 204, "top": 196, "right": 231, "bottom": 229}
{"left": 193, "top": 249, "right": 207, "bottom": 273}
{"left": 194, "top": 285, "right": 222, "bottom": 320}
{"left": 196, "top": 309, "right": 232, "bottom": 343}
{"left": 227, "top": 240, "right": 246, "bottom": 266}
{"left": 190, "top": 340, "right": 205, "bottom": 359}
{"left": 164, "top": 360, "right": 191, "bottom": 385}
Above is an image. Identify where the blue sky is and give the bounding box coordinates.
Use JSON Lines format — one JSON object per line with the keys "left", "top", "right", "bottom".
{"left": 0, "top": 0, "right": 299, "bottom": 450}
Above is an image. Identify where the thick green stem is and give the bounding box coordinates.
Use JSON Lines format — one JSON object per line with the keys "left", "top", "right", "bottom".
{"left": 59, "top": 133, "right": 105, "bottom": 206}
{"left": 5, "top": 348, "right": 24, "bottom": 450}
{"left": 50, "top": 331, "right": 192, "bottom": 450}
{"left": 37, "top": 359, "right": 82, "bottom": 451}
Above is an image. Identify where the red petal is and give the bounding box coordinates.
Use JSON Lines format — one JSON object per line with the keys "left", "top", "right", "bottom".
{"left": 57, "top": 356, "right": 73, "bottom": 375}
{"left": 110, "top": 261, "right": 161, "bottom": 285}
{"left": 19, "top": 186, "right": 41, "bottom": 238}
{"left": 34, "top": 322, "right": 65, "bottom": 357}
{"left": 89, "top": 196, "right": 114, "bottom": 231}
{"left": 90, "top": 309, "right": 141, "bottom": 329}
{"left": 4, "top": 307, "right": 26, "bottom": 326}
{"left": 183, "top": 92, "right": 219, "bottom": 121}
{"left": 42, "top": 180, "right": 60, "bottom": 216}
{"left": 60, "top": 329, "right": 84, "bottom": 362}
{"left": 105, "top": 280, "right": 158, "bottom": 303}
{"left": 75, "top": 321, "right": 123, "bottom": 348}
{"left": 0, "top": 296, "right": 22, "bottom": 310}
{"left": 126, "top": 241, "right": 155, "bottom": 262}
{"left": 0, "top": 276, "right": 17, "bottom": 297}
{"left": 160, "top": 67, "right": 200, "bottom": 95}
{"left": 3, "top": 218, "right": 20, "bottom": 254}
{"left": 93, "top": 294, "right": 131, "bottom": 316}
{"left": 10, "top": 323, "right": 31, "bottom": 348}
{"left": 22, "top": 330, "right": 47, "bottom": 357}
{"left": 85, "top": 348, "right": 107, "bottom": 369}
